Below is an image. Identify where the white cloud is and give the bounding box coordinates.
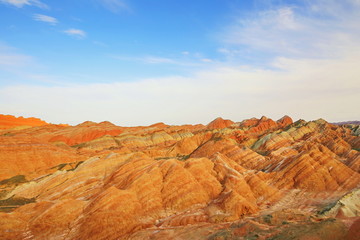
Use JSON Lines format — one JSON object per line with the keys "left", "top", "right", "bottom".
{"left": 98, "top": 0, "right": 129, "bottom": 13}
{"left": 33, "top": 14, "right": 58, "bottom": 25}
{"left": 222, "top": 1, "right": 360, "bottom": 59}
{"left": 63, "top": 29, "right": 86, "bottom": 39}
{"left": 0, "top": 0, "right": 47, "bottom": 8}
{"left": 1, "top": 50, "right": 359, "bottom": 125}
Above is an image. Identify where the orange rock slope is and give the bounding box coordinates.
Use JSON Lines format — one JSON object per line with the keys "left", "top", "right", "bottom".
{"left": 0, "top": 114, "right": 359, "bottom": 240}
{"left": 0, "top": 114, "right": 48, "bottom": 129}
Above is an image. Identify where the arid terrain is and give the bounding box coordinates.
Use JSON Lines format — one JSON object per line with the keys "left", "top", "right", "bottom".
{"left": 0, "top": 114, "right": 359, "bottom": 240}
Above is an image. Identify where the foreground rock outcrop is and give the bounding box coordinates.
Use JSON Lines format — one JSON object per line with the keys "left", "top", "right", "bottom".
{"left": 0, "top": 115, "right": 359, "bottom": 239}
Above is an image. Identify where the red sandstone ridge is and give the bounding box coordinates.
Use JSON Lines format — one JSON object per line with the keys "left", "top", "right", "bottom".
{"left": 238, "top": 115, "right": 293, "bottom": 135}
{"left": 0, "top": 114, "right": 359, "bottom": 240}
{"left": 207, "top": 117, "right": 234, "bottom": 129}
{"left": 0, "top": 114, "right": 48, "bottom": 129}
{"left": 48, "top": 121, "right": 124, "bottom": 146}
{"left": 276, "top": 115, "right": 293, "bottom": 127}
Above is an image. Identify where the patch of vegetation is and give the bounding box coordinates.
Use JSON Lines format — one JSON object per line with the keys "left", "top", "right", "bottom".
{"left": 155, "top": 157, "right": 172, "bottom": 160}
{"left": 71, "top": 142, "right": 87, "bottom": 148}
{"left": 57, "top": 163, "right": 67, "bottom": 170}
{"left": 283, "top": 125, "right": 293, "bottom": 131}
{"left": 109, "top": 146, "right": 120, "bottom": 150}
{"left": 207, "top": 230, "right": 233, "bottom": 240}
{"left": 67, "top": 161, "right": 84, "bottom": 171}
{"left": 263, "top": 214, "right": 273, "bottom": 224}
{"left": 256, "top": 151, "right": 268, "bottom": 156}
{"left": 0, "top": 196, "right": 36, "bottom": 212}
{"left": 244, "top": 234, "right": 260, "bottom": 240}
{"left": 1, "top": 132, "right": 15, "bottom": 137}
{"left": 210, "top": 132, "right": 225, "bottom": 142}
{"left": 267, "top": 218, "right": 346, "bottom": 240}
{"left": 352, "top": 148, "right": 360, "bottom": 152}
{"left": 176, "top": 154, "right": 190, "bottom": 161}
{"left": 317, "top": 201, "right": 337, "bottom": 215}
{"left": 0, "top": 196, "right": 35, "bottom": 206}
{"left": 0, "top": 206, "right": 17, "bottom": 213}
{"left": 52, "top": 141, "right": 68, "bottom": 148}
{"left": 212, "top": 136, "right": 223, "bottom": 142}
{"left": 154, "top": 155, "right": 191, "bottom": 161}
{"left": 51, "top": 160, "right": 85, "bottom": 172}
{"left": 0, "top": 190, "right": 9, "bottom": 199}
{"left": 67, "top": 161, "right": 84, "bottom": 172}
{"left": 50, "top": 163, "right": 68, "bottom": 171}
{"left": 230, "top": 222, "right": 245, "bottom": 229}
{"left": 0, "top": 175, "right": 27, "bottom": 186}
{"left": 293, "top": 120, "right": 306, "bottom": 128}
{"left": 114, "top": 138, "right": 121, "bottom": 146}
{"left": 74, "top": 161, "right": 84, "bottom": 169}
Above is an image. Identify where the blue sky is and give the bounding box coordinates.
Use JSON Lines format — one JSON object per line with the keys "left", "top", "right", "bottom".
{"left": 0, "top": 0, "right": 359, "bottom": 125}
{"left": 0, "top": 0, "right": 243, "bottom": 83}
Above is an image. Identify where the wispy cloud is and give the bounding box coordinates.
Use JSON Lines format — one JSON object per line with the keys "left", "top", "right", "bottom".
{"left": 112, "top": 54, "right": 215, "bottom": 66}
{"left": 0, "top": 54, "right": 32, "bottom": 67}
{"left": 112, "top": 55, "right": 178, "bottom": 64}
{"left": 26, "top": 74, "right": 69, "bottom": 85}
{"left": 98, "top": 0, "right": 130, "bottom": 13}
{"left": 93, "top": 41, "right": 107, "bottom": 47}
{"left": 0, "top": 0, "right": 47, "bottom": 8}
{"left": 0, "top": 43, "right": 33, "bottom": 68}
{"left": 221, "top": 0, "right": 360, "bottom": 61}
{"left": 201, "top": 58, "right": 213, "bottom": 63}
{"left": 141, "top": 56, "right": 176, "bottom": 64}
{"left": 33, "top": 14, "right": 58, "bottom": 25}
{"left": 0, "top": 43, "right": 42, "bottom": 87}
{"left": 63, "top": 29, "right": 86, "bottom": 39}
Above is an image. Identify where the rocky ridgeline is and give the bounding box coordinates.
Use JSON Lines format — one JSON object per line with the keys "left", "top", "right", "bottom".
{"left": 0, "top": 114, "right": 359, "bottom": 239}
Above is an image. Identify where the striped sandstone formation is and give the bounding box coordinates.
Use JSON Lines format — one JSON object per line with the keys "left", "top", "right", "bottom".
{"left": 0, "top": 115, "right": 359, "bottom": 239}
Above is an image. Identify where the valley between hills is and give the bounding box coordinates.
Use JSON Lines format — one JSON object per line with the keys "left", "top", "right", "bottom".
{"left": 0, "top": 114, "right": 359, "bottom": 239}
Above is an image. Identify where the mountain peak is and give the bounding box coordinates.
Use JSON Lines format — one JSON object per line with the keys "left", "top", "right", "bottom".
{"left": 207, "top": 117, "right": 234, "bottom": 129}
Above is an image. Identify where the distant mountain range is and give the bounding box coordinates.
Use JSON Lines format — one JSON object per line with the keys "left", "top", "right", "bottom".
{"left": 332, "top": 121, "right": 360, "bottom": 125}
